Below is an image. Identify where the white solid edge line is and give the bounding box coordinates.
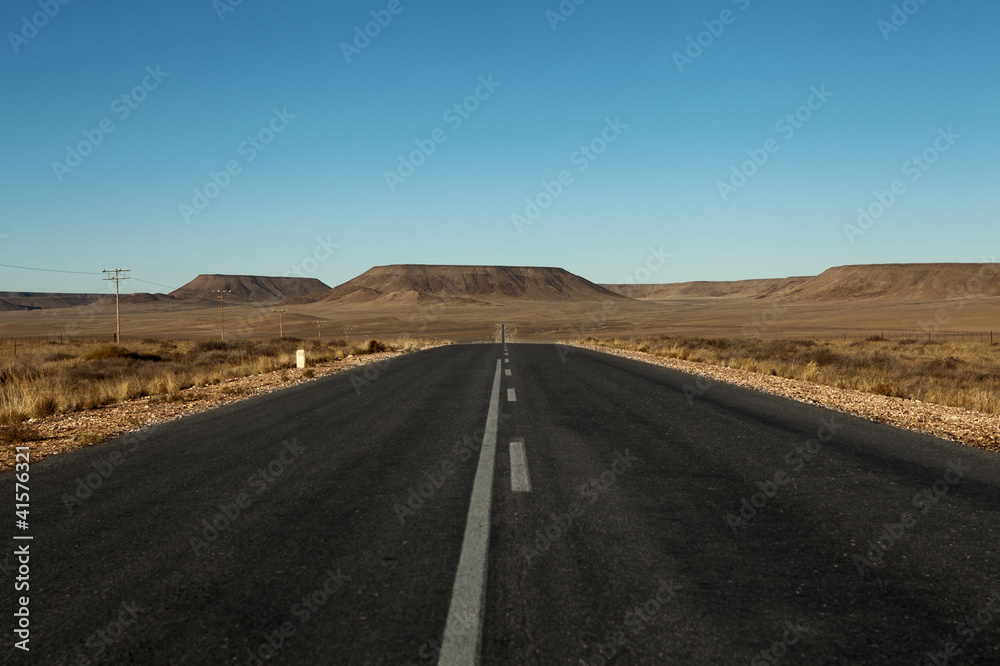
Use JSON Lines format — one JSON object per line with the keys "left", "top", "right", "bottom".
{"left": 438, "top": 360, "right": 502, "bottom": 666}
{"left": 509, "top": 439, "right": 531, "bottom": 493}
{"left": 507, "top": 388, "right": 516, "bottom": 402}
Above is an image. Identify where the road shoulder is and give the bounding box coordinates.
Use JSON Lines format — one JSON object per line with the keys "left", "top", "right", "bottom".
{"left": 567, "top": 342, "right": 999, "bottom": 454}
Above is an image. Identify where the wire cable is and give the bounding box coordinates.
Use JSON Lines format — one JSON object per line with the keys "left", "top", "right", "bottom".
{"left": 0, "top": 262, "right": 101, "bottom": 275}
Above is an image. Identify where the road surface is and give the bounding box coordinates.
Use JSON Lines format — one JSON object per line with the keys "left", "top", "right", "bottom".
{"left": 4, "top": 343, "right": 1000, "bottom": 664}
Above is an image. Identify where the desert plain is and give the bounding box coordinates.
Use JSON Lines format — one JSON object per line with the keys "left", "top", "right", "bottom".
{"left": 0, "top": 262, "right": 997, "bottom": 343}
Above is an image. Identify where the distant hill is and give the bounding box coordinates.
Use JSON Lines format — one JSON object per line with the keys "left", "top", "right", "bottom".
{"left": 292, "top": 265, "right": 626, "bottom": 304}
{"left": 169, "top": 275, "right": 330, "bottom": 303}
{"left": 603, "top": 277, "right": 811, "bottom": 300}
{"left": 3, "top": 263, "right": 994, "bottom": 315}
{"left": 0, "top": 292, "right": 104, "bottom": 310}
{"left": 603, "top": 263, "right": 1000, "bottom": 302}
{"left": 0, "top": 298, "right": 36, "bottom": 311}
{"left": 95, "top": 293, "right": 176, "bottom": 306}
{"left": 783, "top": 263, "right": 1000, "bottom": 301}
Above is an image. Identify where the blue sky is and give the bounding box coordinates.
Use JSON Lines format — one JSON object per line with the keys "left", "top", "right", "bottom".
{"left": 1, "top": 0, "right": 997, "bottom": 293}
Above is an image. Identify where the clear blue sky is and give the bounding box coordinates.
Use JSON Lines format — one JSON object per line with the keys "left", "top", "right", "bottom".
{"left": 1, "top": 0, "right": 997, "bottom": 293}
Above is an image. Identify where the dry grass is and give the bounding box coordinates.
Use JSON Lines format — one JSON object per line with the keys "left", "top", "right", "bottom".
{"left": 582, "top": 335, "right": 1000, "bottom": 415}
{"left": 0, "top": 336, "right": 435, "bottom": 426}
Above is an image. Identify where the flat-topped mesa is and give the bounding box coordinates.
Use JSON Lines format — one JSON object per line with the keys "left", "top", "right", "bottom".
{"left": 169, "top": 274, "right": 330, "bottom": 303}
{"left": 602, "top": 263, "right": 1000, "bottom": 302}
{"left": 783, "top": 263, "right": 1000, "bottom": 301}
{"left": 291, "top": 265, "right": 628, "bottom": 304}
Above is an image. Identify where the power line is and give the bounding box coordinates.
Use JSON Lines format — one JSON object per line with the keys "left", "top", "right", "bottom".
{"left": 0, "top": 262, "right": 100, "bottom": 275}
{"left": 213, "top": 290, "right": 233, "bottom": 341}
{"left": 102, "top": 268, "right": 131, "bottom": 344}
{"left": 0, "top": 262, "right": 177, "bottom": 291}
{"left": 132, "top": 277, "right": 179, "bottom": 291}
{"left": 272, "top": 309, "right": 288, "bottom": 338}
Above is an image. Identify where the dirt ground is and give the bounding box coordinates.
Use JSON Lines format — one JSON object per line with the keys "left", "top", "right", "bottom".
{"left": 0, "top": 294, "right": 996, "bottom": 342}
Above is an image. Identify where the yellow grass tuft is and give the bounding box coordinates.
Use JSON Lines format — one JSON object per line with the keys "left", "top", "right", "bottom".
{"left": 0, "top": 337, "right": 444, "bottom": 426}
{"left": 579, "top": 336, "right": 1000, "bottom": 415}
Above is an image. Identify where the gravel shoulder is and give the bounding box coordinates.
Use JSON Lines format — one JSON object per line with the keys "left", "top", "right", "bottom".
{"left": 572, "top": 342, "right": 1000, "bottom": 453}
{"left": 0, "top": 349, "right": 421, "bottom": 472}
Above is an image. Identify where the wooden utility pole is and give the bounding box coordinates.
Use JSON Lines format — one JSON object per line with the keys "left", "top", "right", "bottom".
{"left": 315, "top": 320, "right": 327, "bottom": 341}
{"left": 272, "top": 309, "right": 288, "bottom": 338}
{"left": 343, "top": 326, "right": 353, "bottom": 344}
{"left": 212, "top": 290, "right": 233, "bottom": 341}
{"left": 102, "top": 268, "right": 131, "bottom": 343}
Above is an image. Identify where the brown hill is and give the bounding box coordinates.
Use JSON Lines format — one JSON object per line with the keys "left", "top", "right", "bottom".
{"left": 603, "top": 277, "right": 811, "bottom": 300}
{"left": 294, "top": 265, "right": 626, "bottom": 304}
{"left": 95, "top": 293, "right": 176, "bottom": 306}
{"left": 0, "top": 292, "right": 104, "bottom": 310}
{"left": 604, "top": 263, "right": 1000, "bottom": 302}
{"left": 170, "top": 275, "right": 330, "bottom": 303}
{"left": 783, "top": 263, "right": 1000, "bottom": 301}
{"left": 0, "top": 298, "right": 35, "bottom": 311}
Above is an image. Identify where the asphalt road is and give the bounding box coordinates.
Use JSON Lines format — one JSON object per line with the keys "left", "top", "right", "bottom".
{"left": 4, "top": 343, "right": 1000, "bottom": 664}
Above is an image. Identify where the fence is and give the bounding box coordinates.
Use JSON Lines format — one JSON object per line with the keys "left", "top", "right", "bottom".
{"left": 0, "top": 331, "right": 424, "bottom": 345}
{"left": 0, "top": 333, "right": 162, "bottom": 345}
{"left": 801, "top": 330, "right": 994, "bottom": 344}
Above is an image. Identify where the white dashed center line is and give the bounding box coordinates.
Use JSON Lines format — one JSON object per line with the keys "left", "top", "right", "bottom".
{"left": 507, "top": 388, "right": 516, "bottom": 402}
{"left": 509, "top": 439, "right": 531, "bottom": 492}
{"left": 505, "top": 369, "right": 511, "bottom": 377}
